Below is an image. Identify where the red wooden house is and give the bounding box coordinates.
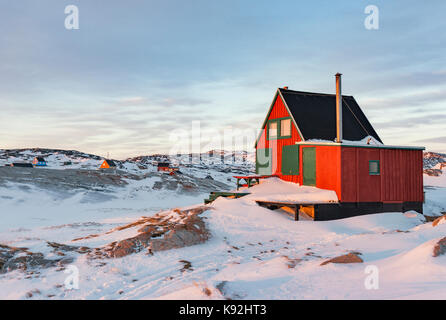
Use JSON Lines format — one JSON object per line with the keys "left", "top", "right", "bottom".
{"left": 100, "top": 159, "right": 117, "bottom": 169}
{"left": 255, "top": 74, "right": 424, "bottom": 220}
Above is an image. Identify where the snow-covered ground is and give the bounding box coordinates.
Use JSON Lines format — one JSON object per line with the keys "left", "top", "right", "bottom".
{"left": 424, "top": 163, "right": 446, "bottom": 188}
{"left": 0, "top": 167, "right": 445, "bottom": 299}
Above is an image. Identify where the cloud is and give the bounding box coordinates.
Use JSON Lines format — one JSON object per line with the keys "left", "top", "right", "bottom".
{"left": 113, "top": 97, "right": 150, "bottom": 107}
{"left": 110, "top": 96, "right": 211, "bottom": 108}
{"left": 361, "top": 90, "right": 446, "bottom": 110}
{"left": 374, "top": 113, "right": 446, "bottom": 129}
{"left": 414, "top": 136, "right": 446, "bottom": 144}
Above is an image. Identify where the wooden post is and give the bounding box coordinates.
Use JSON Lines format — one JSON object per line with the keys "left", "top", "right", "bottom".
{"left": 294, "top": 205, "right": 299, "bottom": 221}
{"left": 236, "top": 178, "right": 240, "bottom": 190}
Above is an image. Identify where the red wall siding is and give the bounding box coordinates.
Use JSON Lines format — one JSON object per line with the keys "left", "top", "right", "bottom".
{"left": 341, "top": 147, "right": 424, "bottom": 203}
{"left": 298, "top": 145, "right": 341, "bottom": 199}
{"left": 381, "top": 149, "right": 404, "bottom": 201}
{"left": 340, "top": 147, "right": 358, "bottom": 202}
{"left": 256, "top": 94, "right": 302, "bottom": 183}
{"left": 381, "top": 149, "right": 423, "bottom": 202}
{"left": 358, "top": 148, "right": 381, "bottom": 202}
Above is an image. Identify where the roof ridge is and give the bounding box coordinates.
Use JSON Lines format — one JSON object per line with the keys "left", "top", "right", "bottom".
{"left": 278, "top": 88, "right": 354, "bottom": 98}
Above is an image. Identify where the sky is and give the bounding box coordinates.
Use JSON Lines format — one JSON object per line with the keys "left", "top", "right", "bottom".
{"left": 1, "top": 0, "right": 445, "bottom": 159}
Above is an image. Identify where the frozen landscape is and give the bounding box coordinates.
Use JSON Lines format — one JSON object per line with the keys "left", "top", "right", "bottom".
{"left": 0, "top": 149, "right": 445, "bottom": 300}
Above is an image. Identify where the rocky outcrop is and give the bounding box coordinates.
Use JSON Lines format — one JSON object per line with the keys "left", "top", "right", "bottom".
{"left": 96, "top": 206, "right": 211, "bottom": 258}
{"left": 433, "top": 237, "right": 446, "bottom": 257}
{"left": 432, "top": 216, "right": 446, "bottom": 227}
{"left": 0, "top": 244, "right": 71, "bottom": 274}
{"left": 423, "top": 168, "right": 442, "bottom": 177}
{"left": 320, "top": 252, "right": 363, "bottom": 266}
{"left": 423, "top": 152, "right": 446, "bottom": 170}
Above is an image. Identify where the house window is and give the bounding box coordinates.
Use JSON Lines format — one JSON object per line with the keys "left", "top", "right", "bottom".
{"left": 268, "top": 121, "right": 278, "bottom": 139}
{"left": 268, "top": 117, "right": 292, "bottom": 140}
{"left": 369, "top": 160, "right": 380, "bottom": 175}
{"left": 280, "top": 118, "right": 291, "bottom": 137}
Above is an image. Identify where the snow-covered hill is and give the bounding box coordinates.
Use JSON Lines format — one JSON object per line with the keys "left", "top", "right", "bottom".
{"left": 0, "top": 178, "right": 445, "bottom": 300}
{"left": 0, "top": 148, "right": 255, "bottom": 178}
{"left": 0, "top": 148, "right": 105, "bottom": 170}
{"left": 1, "top": 148, "right": 446, "bottom": 300}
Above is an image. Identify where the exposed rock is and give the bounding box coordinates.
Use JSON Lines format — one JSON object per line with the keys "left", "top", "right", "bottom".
{"left": 433, "top": 237, "right": 446, "bottom": 257}
{"left": 432, "top": 216, "right": 446, "bottom": 227}
{"left": 425, "top": 215, "right": 440, "bottom": 222}
{"left": 0, "top": 244, "right": 72, "bottom": 274}
{"left": 282, "top": 255, "right": 302, "bottom": 269}
{"left": 47, "top": 241, "right": 91, "bottom": 255}
{"left": 424, "top": 152, "right": 446, "bottom": 169}
{"left": 202, "top": 287, "right": 212, "bottom": 296}
{"left": 97, "top": 206, "right": 211, "bottom": 258}
{"left": 320, "top": 252, "right": 363, "bottom": 266}
{"left": 179, "top": 260, "right": 193, "bottom": 272}
{"left": 25, "top": 289, "right": 41, "bottom": 299}
{"left": 423, "top": 168, "right": 442, "bottom": 177}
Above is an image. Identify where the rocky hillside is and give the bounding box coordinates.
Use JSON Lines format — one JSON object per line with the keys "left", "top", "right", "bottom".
{"left": 3, "top": 148, "right": 445, "bottom": 177}
{"left": 0, "top": 148, "right": 255, "bottom": 174}
{"left": 424, "top": 151, "right": 446, "bottom": 176}
{"left": 0, "top": 148, "right": 109, "bottom": 170}
{"left": 424, "top": 152, "right": 446, "bottom": 168}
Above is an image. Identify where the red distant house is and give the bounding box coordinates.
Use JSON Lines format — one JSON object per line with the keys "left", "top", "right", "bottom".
{"left": 157, "top": 162, "right": 170, "bottom": 171}
{"left": 157, "top": 162, "right": 179, "bottom": 174}
{"left": 255, "top": 74, "right": 424, "bottom": 220}
{"left": 100, "top": 159, "right": 117, "bottom": 169}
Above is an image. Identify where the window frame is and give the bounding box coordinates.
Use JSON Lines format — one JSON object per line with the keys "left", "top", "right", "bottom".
{"left": 267, "top": 117, "right": 292, "bottom": 140}
{"left": 267, "top": 120, "right": 278, "bottom": 140}
{"left": 369, "top": 160, "right": 380, "bottom": 175}
{"left": 280, "top": 118, "right": 292, "bottom": 138}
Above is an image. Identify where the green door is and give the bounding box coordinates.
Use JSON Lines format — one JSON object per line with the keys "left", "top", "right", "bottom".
{"left": 256, "top": 148, "right": 272, "bottom": 175}
{"left": 281, "top": 145, "right": 299, "bottom": 175}
{"left": 302, "top": 147, "right": 316, "bottom": 186}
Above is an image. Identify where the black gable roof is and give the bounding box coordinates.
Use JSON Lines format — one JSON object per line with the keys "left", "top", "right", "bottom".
{"left": 105, "top": 159, "right": 116, "bottom": 167}
{"left": 278, "top": 88, "right": 383, "bottom": 143}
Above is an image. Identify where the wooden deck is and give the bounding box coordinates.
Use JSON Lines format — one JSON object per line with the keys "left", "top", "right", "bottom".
{"left": 255, "top": 200, "right": 339, "bottom": 221}
{"left": 233, "top": 174, "right": 279, "bottom": 190}
{"left": 204, "top": 191, "right": 250, "bottom": 204}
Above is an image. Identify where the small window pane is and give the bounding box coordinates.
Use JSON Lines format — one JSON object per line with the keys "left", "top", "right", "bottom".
{"left": 269, "top": 122, "right": 277, "bottom": 138}
{"left": 280, "top": 119, "right": 291, "bottom": 137}
{"left": 369, "top": 160, "right": 380, "bottom": 175}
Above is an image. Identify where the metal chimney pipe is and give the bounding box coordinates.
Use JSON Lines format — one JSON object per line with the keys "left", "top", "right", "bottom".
{"left": 335, "top": 73, "right": 343, "bottom": 143}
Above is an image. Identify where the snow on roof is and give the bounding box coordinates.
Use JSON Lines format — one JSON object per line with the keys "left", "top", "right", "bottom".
{"left": 238, "top": 177, "right": 338, "bottom": 203}
{"left": 305, "top": 135, "right": 383, "bottom": 145}
{"left": 297, "top": 135, "right": 424, "bottom": 150}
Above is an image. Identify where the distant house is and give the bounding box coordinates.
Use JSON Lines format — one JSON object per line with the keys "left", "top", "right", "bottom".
{"left": 32, "top": 157, "right": 47, "bottom": 167}
{"left": 157, "top": 162, "right": 179, "bottom": 174}
{"left": 157, "top": 162, "right": 171, "bottom": 172}
{"left": 12, "top": 163, "right": 33, "bottom": 168}
{"left": 100, "top": 159, "right": 117, "bottom": 169}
